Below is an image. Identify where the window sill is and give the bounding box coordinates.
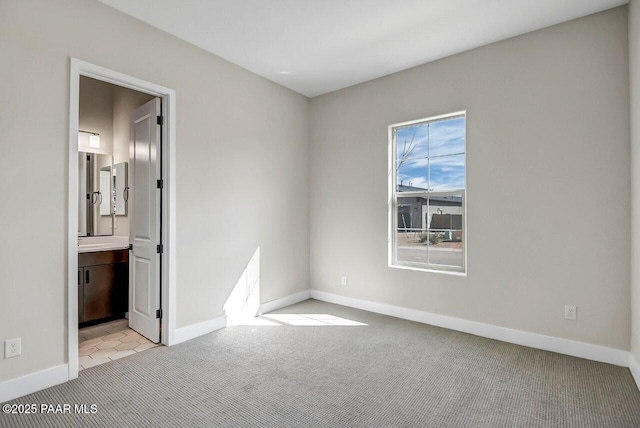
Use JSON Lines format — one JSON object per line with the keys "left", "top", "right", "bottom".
{"left": 388, "top": 263, "right": 467, "bottom": 277}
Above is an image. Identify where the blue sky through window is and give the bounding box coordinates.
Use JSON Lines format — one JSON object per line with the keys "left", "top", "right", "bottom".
{"left": 396, "top": 115, "right": 465, "bottom": 191}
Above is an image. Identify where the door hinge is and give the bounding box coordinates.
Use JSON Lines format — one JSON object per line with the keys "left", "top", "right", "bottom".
{"left": 157, "top": 244, "right": 163, "bottom": 254}
{"left": 128, "top": 244, "right": 133, "bottom": 250}
{"left": 156, "top": 309, "right": 162, "bottom": 319}
{"left": 157, "top": 179, "right": 163, "bottom": 189}
{"left": 157, "top": 115, "right": 163, "bottom": 126}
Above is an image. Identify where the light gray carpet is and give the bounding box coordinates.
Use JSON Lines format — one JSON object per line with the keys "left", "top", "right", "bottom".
{"left": 2, "top": 299, "right": 640, "bottom": 427}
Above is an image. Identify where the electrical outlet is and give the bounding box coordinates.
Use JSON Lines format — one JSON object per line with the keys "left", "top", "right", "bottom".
{"left": 5, "top": 338, "right": 21, "bottom": 358}
{"left": 564, "top": 305, "right": 577, "bottom": 320}
{"left": 341, "top": 276, "right": 348, "bottom": 286}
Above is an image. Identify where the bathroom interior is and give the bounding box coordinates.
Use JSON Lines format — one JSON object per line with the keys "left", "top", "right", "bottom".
{"left": 77, "top": 76, "right": 158, "bottom": 370}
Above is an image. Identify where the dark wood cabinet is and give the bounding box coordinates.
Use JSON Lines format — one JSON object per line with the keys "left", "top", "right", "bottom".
{"left": 78, "top": 249, "right": 128, "bottom": 325}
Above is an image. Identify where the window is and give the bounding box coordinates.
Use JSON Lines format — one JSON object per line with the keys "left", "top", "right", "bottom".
{"left": 389, "top": 111, "right": 466, "bottom": 273}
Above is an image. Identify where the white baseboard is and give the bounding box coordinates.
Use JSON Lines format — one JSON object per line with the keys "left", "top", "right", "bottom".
{"left": 3, "top": 292, "right": 634, "bottom": 405}
{"left": 172, "top": 315, "right": 227, "bottom": 345}
{"left": 310, "top": 290, "right": 629, "bottom": 367}
{"left": 0, "top": 364, "right": 68, "bottom": 403}
{"left": 258, "top": 290, "right": 311, "bottom": 315}
{"left": 160, "top": 288, "right": 313, "bottom": 346}
{"left": 630, "top": 353, "right": 640, "bottom": 390}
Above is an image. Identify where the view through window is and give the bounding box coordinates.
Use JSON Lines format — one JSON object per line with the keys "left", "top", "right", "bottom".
{"left": 390, "top": 112, "right": 466, "bottom": 272}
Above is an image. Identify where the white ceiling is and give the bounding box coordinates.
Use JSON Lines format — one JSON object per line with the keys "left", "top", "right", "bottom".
{"left": 99, "top": 0, "right": 627, "bottom": 97}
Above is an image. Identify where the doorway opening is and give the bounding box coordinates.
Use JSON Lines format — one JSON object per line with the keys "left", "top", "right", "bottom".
{"left": 68, "top": 59, "right": 176, "bottom": 379}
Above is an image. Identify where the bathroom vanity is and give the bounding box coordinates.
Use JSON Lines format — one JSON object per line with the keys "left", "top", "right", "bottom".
{"left": 78, "top": 247, "right": 129, "bottom": 325}
{"left": 76, "top": 148, "right": 130, "bottom": 326}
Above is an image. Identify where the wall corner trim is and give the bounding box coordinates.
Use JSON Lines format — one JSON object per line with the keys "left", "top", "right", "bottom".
{"left": 630, "top": 353, "right": 640, "bottom": 391}
{"left": 172, "top": 315, "right": 227, "bottom": 346}
{"left": 0, "top": 364, "right": 69, "bottom": 404}
{"left": 258, "top": 290, "right": 312, "bottom": 315}
{"left": 310, "top": 290, "right": 630, "bottom": 367}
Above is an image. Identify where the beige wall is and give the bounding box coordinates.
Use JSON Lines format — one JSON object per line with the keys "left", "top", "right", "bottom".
{"left": 630, "top": 0, "right": 640, "bottom": 366}
{"left": 0, "top": 0, "right": 309, "bottom": 383}
{"left": 309, "top": 7, "right": 630, "bottom": 350}
{"left": 0, "top": 0, "right": 631, "bottom": 388}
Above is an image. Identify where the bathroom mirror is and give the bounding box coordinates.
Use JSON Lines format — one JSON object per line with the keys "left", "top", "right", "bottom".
{"left": 78, "top": 152, "right": 113, "bottom": 237}
{"left": 113, "top": 162, "right": 128, "bottom": 216}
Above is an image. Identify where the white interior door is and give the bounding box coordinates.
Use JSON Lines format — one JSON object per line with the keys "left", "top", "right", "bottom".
{"left": 129, "top": 98, "right": 161, "bottom": 343}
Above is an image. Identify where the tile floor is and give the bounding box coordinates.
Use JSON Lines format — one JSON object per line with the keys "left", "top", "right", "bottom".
{"left": 79, "top": 318, "right": 158, "bottom": 370}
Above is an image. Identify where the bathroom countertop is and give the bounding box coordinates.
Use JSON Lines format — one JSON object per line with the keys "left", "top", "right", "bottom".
{"left": 78, "top": 243, "right": 130, "bottom": 253}
{"left": 78, "top": 236, "right": 130, "bottom": 253}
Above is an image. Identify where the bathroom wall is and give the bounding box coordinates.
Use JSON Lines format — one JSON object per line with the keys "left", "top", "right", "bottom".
{"left": 80, "top": 78, "right": 155, "bottom": 239}
{"left": 79, "top": 76, "right": 114, "bottom": 236}
{"left": 79, "top": 77, "right": 113, "bottom": 155}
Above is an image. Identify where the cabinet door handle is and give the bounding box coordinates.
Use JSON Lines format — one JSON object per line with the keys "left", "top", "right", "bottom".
{"left": 78, "top": 270, "right": 81, "bottom": 285}
{"left": 86, "top": 270, "right": 90, "bottom": 284}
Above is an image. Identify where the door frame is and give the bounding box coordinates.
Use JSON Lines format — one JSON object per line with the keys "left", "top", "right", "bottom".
{"left": 67, "top": 58, "right": 177, "bottom": 380}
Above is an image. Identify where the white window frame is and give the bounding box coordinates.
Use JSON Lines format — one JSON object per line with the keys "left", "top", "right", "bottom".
{"left": 388, "top": 111, "right": 467, "bottom": 275}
